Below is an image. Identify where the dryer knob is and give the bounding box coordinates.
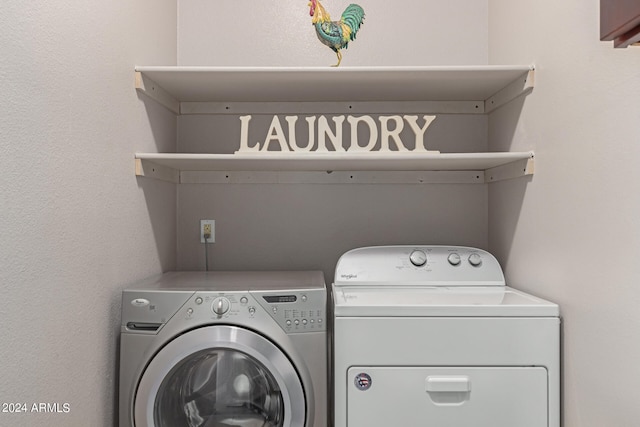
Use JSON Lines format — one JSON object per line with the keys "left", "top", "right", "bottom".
{"left": 409, "top": 250, "right": 427, "bottom": 267}
{"left": 448, "top": 253, "right": 461, "bottom": 266}
{"left": 212, "top": 297, "right": 231, "bottom": 315}
{"left": 468, "top": 253, "right": 483, "bottom": 267}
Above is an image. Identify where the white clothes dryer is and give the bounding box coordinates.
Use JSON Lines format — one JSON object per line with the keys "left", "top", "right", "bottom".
{"left": 332, "top": 246, "right": 560, "bottom": 427}
{"left": 119, "top": 271, "right": 328, "bottom": 427}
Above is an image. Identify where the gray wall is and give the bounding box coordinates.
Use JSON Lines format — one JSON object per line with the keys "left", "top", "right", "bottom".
{"left": 175, "top": 0, "right": 491, "bottom": 282}
{"left": 0, "top": 2, "right": 177, "bottom": 426}
{"left": 176, "top": 114, "right": 491, "bottom": 280}
{"left": 488, "top": 0, "right": 640, "bottom": 425}
{"left": 177, "top": 0, "right": 489, "bottom": 67}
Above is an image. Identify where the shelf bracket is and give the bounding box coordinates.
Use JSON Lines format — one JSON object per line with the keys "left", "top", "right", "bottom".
{"left": 485, "top": 69, "right": 535, "bottom": 113}
{"left": 485, "top": 156, "right": 534, "bottom": 183}
{"left": 135, "top": 159, "right": 179, "bottom": 183}
{"left": 135, "top": 72, "right": 180, "bottom": 115}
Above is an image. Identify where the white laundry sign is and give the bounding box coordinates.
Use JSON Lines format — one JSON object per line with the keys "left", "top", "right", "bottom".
{"left": 236, "top": 115, "right": 438, "bottom": 154}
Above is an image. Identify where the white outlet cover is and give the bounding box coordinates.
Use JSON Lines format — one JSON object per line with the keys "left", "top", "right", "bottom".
{"left": 200, "top": 219, "right": 215, "bottom": 243}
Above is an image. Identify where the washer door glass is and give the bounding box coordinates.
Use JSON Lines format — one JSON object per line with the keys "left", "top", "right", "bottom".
{"left": 134, "top": 325, "right": 306, "bottom": 427}
{"left": 155, "top": 348, "right": 283, "bottom": 426}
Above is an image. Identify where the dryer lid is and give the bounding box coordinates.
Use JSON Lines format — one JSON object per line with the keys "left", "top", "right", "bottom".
{"left": 332, "top": 246, "right": 558, "bottom": 317}
{"left": 332, "top": 285, "right": 559, "bottom": 317}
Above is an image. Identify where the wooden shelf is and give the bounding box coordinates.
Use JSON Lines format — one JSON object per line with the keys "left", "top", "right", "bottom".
{"left": 134, "top": 66, "right": 536, "bottom": 184}
{"left": 134, "top": 65, "right": 535, "bottom": 115}
{"left": 135, "top": 152, "right": 535, "bottom": 184}
{"left": 601, "top": 0, "right": 640, "bottom": 47}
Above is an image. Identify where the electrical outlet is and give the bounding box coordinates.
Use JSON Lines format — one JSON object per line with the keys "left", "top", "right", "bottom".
{"left": 200, "top": 220, "right": 215, "bottom": 243}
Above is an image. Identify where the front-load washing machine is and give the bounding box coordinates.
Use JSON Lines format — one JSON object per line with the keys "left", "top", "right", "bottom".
{"left": 332, "top": 246, "right": 560, "bottom": 427}
{"left": 119, "top": 271, "right": 328, "bottom": 427}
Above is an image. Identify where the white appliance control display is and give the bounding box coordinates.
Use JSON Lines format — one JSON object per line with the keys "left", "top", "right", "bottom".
{"left": 334, "top": 246, "right": 505, "bottom": 287}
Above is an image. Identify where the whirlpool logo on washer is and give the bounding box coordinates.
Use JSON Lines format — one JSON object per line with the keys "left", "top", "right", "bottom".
{"left": 340, "top": 273, "right": 358, "bottom": 280}
{"left": 131, "top": 298, "right": 150, "bottom": 307}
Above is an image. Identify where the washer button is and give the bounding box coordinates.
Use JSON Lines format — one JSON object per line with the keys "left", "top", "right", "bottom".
{"left": 240, "top": 297, "right": 248, "bottom": 305}
{"left": 195, "top": 297, "right": 203, "bottom": 305}
{"left": 302, "top": 319, "right": 308, "bottom": 325}
{"left": 301, "top": 295, "right": 308, "bottom": 302}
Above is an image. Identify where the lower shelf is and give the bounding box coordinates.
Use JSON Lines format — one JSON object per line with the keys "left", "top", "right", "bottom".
{"left": 134, "top": 152, "right": 534, "bottom": 184}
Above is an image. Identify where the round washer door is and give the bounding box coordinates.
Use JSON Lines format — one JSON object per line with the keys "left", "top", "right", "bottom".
{"left": 134, "top": 325, "right": 306, "bottom": 427}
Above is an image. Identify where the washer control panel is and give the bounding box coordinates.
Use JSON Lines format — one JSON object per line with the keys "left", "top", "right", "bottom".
{"left": 187, "top": 292, "right": 249, "bottom": 320}
{"left": 173, "top": 289, "right": 326, "bottom": 334}
{"left": 335, "top": 246, "right": 505, "bottom": 287}
{"left": 122, "top": 271, "right": 327, "bottom": 335}
{"left": 254, "top": 289, "right": 327, "bottom": 333}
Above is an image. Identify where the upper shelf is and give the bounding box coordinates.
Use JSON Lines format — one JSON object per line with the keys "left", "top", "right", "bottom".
{"left": 134, "top": 65, "right": 535, "bottom": 115}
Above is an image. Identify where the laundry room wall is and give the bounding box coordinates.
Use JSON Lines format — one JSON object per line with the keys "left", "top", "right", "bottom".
{"left": 488, "top": 0, "right": 640, "bottom": 425}
{"left": 175, "top": 0, "right": 491, "bottom": 280}
{"left": 0, "top": 2, "right": 176, "bottom": 426}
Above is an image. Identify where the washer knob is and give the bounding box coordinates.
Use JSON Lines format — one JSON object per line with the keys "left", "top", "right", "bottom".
{"left": 212, "top": 297, "right": 230, "bottom": 315}
{"left": 468, "top": 253, "right": 483, "bottom": 267}
{"left": 409, "top": 250, "right": 427, "bottom": 267}
{"left": 448, "top": 253, "right": 461, "bottom": 266}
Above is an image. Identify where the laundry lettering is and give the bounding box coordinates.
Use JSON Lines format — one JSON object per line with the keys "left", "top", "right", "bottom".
{"left": 237, "top": 115, "right": 438, "bottom": 154}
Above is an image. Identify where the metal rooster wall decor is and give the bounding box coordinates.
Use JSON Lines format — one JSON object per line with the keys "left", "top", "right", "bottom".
{"left": 309, "top": 0, "right": 365, "bottom": 66}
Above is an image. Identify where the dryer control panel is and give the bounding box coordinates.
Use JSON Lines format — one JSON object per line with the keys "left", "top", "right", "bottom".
{"left": 335, "top": 246, "right": 505, "bottom": 287}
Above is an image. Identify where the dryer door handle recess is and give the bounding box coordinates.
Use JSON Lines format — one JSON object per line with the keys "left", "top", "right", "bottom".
{"left": 425, "top": 376, "right": 471, "bottom": 406}
{"left": 425, "top": 376, "right": 471, "bottom": 393}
